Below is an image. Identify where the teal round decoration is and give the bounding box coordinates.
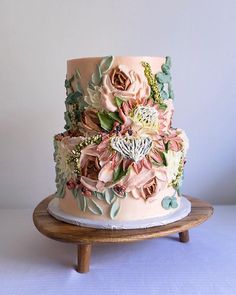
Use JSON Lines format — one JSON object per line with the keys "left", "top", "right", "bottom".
{"left": 171, "top": 197, "right": 178, "bottom": 209}
{"left": 162, "top": 197, "right": 172, "bottom": 210}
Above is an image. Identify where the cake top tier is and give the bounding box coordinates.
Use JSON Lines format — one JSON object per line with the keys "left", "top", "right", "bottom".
{"left": 64, "top": 55, "right": 174, "bottom": 134}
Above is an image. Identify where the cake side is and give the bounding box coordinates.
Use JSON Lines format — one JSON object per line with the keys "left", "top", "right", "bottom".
{"left": 53, "top": 56, "right": 189, "bottom": 222}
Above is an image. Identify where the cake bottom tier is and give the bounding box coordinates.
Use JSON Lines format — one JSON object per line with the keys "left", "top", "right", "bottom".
{"left": 48, "top": 187, "right": 191, "bottom": 229}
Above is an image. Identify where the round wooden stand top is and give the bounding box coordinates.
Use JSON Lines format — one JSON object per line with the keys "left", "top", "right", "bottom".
{"left": 33, "top": 195, "right": 213, "bottom": 244}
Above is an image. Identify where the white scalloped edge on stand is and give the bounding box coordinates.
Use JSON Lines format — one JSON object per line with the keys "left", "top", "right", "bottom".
{"left": 47, "top": 196, "right": 191, "bottom": 230}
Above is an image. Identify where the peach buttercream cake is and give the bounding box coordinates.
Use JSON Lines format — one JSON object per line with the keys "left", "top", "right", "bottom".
{"left": 50, "top": 56, "right": 189, "bottom": 228}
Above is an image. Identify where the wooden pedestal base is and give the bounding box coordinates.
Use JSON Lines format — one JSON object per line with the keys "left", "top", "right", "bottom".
{"left": 33, "top": 196, "right": 213, "bottom": 273}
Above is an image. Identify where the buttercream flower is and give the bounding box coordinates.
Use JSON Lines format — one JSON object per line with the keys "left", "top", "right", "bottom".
{"left": 121, "top": 166, "right": 167, "bottom": 201}
{"left": 79, "top": 144, "right": 115, "bottom": 192}
{"left": 55, "top": 135, "right": 85, "bottom": 180}
{"left": 118, "top": 97, "right": 172, "bottom": 136}
{"left": 165, "top": 150, "right": 183, "bottom": 183}
{"left": 81, "top": 108, "right": 102, "bottom": 133}
{"left": 164, "top": 128, "right": 186, "bottom": 152}
{"left": 100, "top": 65, "right": 150, "bottom": 112}
{"left": 110, "top": 66, "right": 131, "bottom": 90}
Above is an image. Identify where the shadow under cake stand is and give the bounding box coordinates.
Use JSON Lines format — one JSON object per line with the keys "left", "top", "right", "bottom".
{"left": 33, "top": 195, "right": 213, "bottom": 273}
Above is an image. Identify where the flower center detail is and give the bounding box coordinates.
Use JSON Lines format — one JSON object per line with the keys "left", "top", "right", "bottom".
{"left": 132, "top": 106, "right": 158, "bottom": 129}
{"left": 111, "top": 136, "right": 152, "bottom": 162}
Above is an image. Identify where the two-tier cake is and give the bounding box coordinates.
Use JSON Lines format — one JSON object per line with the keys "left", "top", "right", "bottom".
{"left": 48, "top": 56, "right": 190, "bottom": 229}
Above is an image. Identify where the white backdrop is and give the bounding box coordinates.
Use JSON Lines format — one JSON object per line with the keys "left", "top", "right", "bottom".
{"left": 0, "top": 0, "right": 235, "bottom": 208}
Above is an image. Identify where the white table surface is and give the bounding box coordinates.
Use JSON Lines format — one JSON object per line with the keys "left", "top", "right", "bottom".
{"left": 0, "top": 205, "right": 236, "bottom": 295}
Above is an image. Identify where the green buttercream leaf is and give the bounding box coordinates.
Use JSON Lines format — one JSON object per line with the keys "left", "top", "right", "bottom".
{"left": 113, "top": 165, "right": 127, "bottom": 183}
{"left": 165, "top": 142, "right": 169, "bottom": 152}
{"left": 171, "top": 197, "right": 178, "bottom": 208}
{"left": 55, "top": 177, "right": 66, "bottom": 198}
{"left": 65, "top": 75, "right": 74, "bottom": 89}
{"left": 87, "top": 198, "right": 103, "bottom": 215}
{"left": 105, "top": 190, "right": 116, "bottom": 204}
{"left": 94, "top": 191, "right": 105, "bottom": 200}
{"left": 107, "top": 111, "right": 122, "bottom": 123}
{"left": 115, "top": 97, "right": 124, "bottom": 108}
{"left": 97, "top": 112, "right": 114, "bottom": 131}
{"left": 110, "top": 198, "right": 121, "bottom": 219}
{"left": 160, "top": 152, "right": 167, "bottom": 166}
{"left": 162, "top": 197, "right": 172, "bottom": 210}
{"left": 77, "top": 195, "right": 87, "bottom": 212}
{"left": 64, "top": 111, "right": 72, "bottom": 130}
{"left": 165, "top": 56, "right": 171, "bottom": 67}
{"left": 92, "top": 64, "right": 102, "bottom": 85}
{"left": 158, "top": 102, "right": 168, "bottom": 110}
{"left": 156, "top": 72, "right": 170, "bottom": 84}
{"left": 99, "top": 56, "right": 114, "bottom": 74}
{"left": 66, "top": 91, "right": 82, "bottom": 105}
{"left": 72, "top": 188, "right": 79, "bottom": 199}
{"left": 161, "top": 63, "right": 170, "bottom": 75}
{"left": 160, "top": 90, "right": 169, "bottom": 100}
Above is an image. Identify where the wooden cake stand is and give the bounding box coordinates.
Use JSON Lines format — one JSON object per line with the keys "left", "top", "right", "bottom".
{"left": 33, "top": 195, "right": 213, "bottom": 273}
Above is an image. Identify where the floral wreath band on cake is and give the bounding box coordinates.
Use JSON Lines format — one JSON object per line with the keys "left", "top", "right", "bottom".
{"left": 53, "top": 56, "right": 189, "bottom": 219}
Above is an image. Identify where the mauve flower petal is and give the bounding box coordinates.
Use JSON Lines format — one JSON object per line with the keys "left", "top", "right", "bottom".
{"left": 80, "top": 176, "right": 98, "bottom": 191}
{"left": 98, "top": 162, "right": 113, "bottom": 183}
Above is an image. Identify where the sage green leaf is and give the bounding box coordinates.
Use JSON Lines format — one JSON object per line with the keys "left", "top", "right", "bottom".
{"left": 87, "top": 198, "right": 103, "bottom": 215}
{"left": 107, "top": 111, "right": 122, "bottom": 123}
{"left": 92, "top": 64, "right": 102, "bottom": 85}
{"left": 169, "top": 89, "right": 174, "bottom": 99}
{"left": 99, "top": 56, "right": 114, "bottom": 74}
{"left": 105, "top": 190, "right": 116, "bottom": 204}
{"left": 161, "top": 63, "right": 170, "bottom": 74}
{"left": 171, "top": 197, "right": 178, "bottom": 208}
{"left": 165, "top": 56, "right": 171, "bottom": 67}
{"left": 66, "top": 91, "right": 81, "bottom": 104}
{"left": 160, "top": 90, "right": 169, "bottom": 100}
{"left": 94, "top": 191, "right": 105, "bottom": 200}
{"left": 156, "top": 72, "right": 170, "bottom": 84}
{"left": 110, "top": 198, "right": 121, "bottom": 219}
{"left": 113, "top": 165, "right": 127, "bottom": 183}
{"left": 115, "top": 97, "right": 124, "bottom": 108}
{"left": 162, "top": 197, "right": 172, "bottom": 210}
{"left": 97, "top": 112, "right": 114, "bottom": 131}
{"left": 158, "top": 102, "right": 168, "bottom": 110}
{"left": 72, "top": 188, "right": 79, "bottom": 199}
{"left": 64, "top": 111, "right": 72, "bottom": 130}
{"left": 55, "top": 178, "right": 66, "bottom": 198}
{"left": 77, "top": 195, "right": 87, "bottom": 212}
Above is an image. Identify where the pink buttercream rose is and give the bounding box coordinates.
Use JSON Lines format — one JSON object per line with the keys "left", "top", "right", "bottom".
{"left": 164, "top": 128, "right": 185, "bottom": 152}
{"left": 121, "top": 166, "right": 167, "bottom": 202}
{"left": 79, "top": 145, "right": 115, "bottom": 192}
{"left": 100, "top": 65, "right": 150, "bottom": 112}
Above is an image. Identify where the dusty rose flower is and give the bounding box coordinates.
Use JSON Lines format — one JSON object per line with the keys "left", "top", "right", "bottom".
{"left": 142, "top": 177, "right": 157, "bottom": 200}
{"left": 110, "top": 67, "right": 131, "bottom": 90}
{"left": 79, "top": 145, "right": 114, "bottom": 192}
{"left": 81, "top": 155, "right": 101, "bottom": 180}
{"left": 81, "top": 108, "right": 101, "bottom": 132}
{"left": 120, "top": 166, "right": 167, "bottom": 201}
{"left": 100, "top": 65, "right": 150, "bottom": 112}
{"left": 164, "top": 129, "right": 184, "bottom": 152}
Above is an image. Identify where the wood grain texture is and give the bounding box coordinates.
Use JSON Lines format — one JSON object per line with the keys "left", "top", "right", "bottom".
{"left": 77, "top": 244, "right": 92, "bottom": 273}
{"left": 33, "top": 195, "right": 213, "bottom": 244}
{"left": 179, "top": 230, "right": 189, "bottom": 243}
